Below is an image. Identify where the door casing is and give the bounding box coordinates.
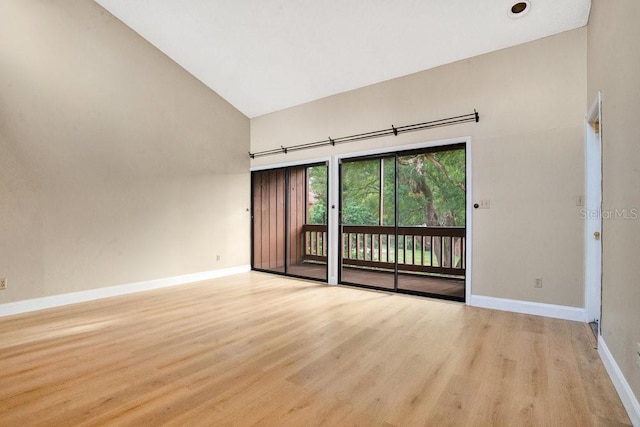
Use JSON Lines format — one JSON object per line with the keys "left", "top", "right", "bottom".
{"left": 585, "top": 92, "right": 603, "bottom": 331}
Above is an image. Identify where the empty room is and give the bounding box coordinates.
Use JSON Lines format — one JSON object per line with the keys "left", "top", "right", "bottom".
{"left": 1, "top": 0, "right": 639, "bottom": 425}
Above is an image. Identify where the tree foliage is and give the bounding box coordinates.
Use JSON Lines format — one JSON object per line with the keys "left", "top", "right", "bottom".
{"left": 307, "top": 148, "right": 465, "bottom": 227}
{"left": 342, "top": 149, "right": 466, "bottom": 227}
{"left": 308, "top": 165, "right": 327, "bottom": 224}
{"left": 398, "top": 149, "right": 466, "bottom": 227}
{"left": 341, "top": 158, "right": 395, "bottom": 225}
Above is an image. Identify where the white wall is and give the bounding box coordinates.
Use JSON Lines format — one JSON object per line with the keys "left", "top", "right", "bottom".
{"left": 0, "top": 0, "right": 251, "bottom": 303}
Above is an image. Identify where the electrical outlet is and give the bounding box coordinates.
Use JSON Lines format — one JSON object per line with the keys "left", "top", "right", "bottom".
{"left": 576, "top": 195, "right": 585, "bottom": 207}
{"left": 216, "top": 255, "right": 221, "bottom": 261}
{"left": 534, "top": 277, "right": 542, "bottom": 288}
{"left": 0, "top": 278, "right": 6, "bottom": 290}
{"left": 478, "top": 200, "right": 491, "bottom": 209}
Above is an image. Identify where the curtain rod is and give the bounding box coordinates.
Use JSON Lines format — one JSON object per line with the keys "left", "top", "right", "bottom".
{"left": 249, "top": 110, "right": 479, "bottom": 159}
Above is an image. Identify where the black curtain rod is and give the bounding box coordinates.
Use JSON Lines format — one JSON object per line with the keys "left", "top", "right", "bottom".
{"left": 248, "top": 110, "right": 479, "bottom": 159}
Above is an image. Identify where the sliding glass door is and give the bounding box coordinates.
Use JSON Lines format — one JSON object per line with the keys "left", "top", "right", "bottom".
{"left": 252, "top": 163, "right": 328, "bottom": 281}
{"left": 339, "top": 144, "right": 466, "bottom": 301}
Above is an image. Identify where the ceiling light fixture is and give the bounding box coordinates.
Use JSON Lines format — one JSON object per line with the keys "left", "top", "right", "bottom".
{"left": 509, "top": 1, "right": 531, "bottom": 18}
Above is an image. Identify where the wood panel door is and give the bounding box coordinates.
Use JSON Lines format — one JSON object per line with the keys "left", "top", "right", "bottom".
{"left": 252, "top": 169, "right": 286, "bottom": 273}
{"left": 287, "top": 167, "right": 307, "bottom": 269}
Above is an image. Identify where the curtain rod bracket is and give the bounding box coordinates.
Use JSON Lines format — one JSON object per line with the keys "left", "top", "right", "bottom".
{"left": 474, "top": 109, "right": 479, "bottom": 123}
{"left": 329, "top": 137, "right": 335, "bottom": 146}
{"left": 392, "top": 125, "right": 398, "bottom": 136}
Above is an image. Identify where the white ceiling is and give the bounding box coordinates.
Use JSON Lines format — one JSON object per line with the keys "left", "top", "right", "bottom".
{"left": 94, "top": 0, "right": 591, "bottom": 118}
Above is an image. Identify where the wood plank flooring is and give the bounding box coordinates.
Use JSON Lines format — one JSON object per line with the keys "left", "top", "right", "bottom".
{"left": 0, "top": 272, "right": 631, "bottom": 426}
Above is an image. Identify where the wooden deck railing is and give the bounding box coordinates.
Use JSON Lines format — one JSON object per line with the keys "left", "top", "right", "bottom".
{"left": 302, "top": 224, "right": 466, "bottom": 278}
{"left": 302, "top": 224, "right": 328, "bottom": 262}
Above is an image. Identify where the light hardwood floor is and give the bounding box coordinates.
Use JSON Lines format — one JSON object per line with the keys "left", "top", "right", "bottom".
{"left": 0, "top": 272, "right": 631, "bottom": 426}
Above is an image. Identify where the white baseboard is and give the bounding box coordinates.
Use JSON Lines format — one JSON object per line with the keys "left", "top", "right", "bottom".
{"left": 468, "top": 294, "right": 586, "bottom": 322}
{"left": 0, "top": 265, "right": 251, "bottom": 317}
{"left": 598, "top": 336, "right": 640, "bottom": 427}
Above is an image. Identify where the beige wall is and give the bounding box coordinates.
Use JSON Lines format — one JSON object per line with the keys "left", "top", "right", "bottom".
{"left": 588, "top": 0, "right": 640, "bottom": 402}
{"left": 0, "top": 0, "right": 250, "bottom": 303}
{"left": 252, "top": 28, "right": 587, "bottom": 307}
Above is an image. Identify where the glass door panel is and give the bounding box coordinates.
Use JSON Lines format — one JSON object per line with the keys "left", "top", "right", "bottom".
{"left": 340, "top": 157, "right": 395, "bottom": 290}
{"left": 396, "top": 147, "right": 466, "bottom": 299}
{"left": 286, "top": 164, "right": 328, "bottom": 280}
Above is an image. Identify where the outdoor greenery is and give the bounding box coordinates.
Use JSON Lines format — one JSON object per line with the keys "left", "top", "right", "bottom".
{"left": 397, "top": 149, "right": 466, "bottom": 227}
{"left": 307, "top": 148, "right": 466, "bottom": 227}
{"left": 308, "top": 165, "right": 328, "bottom": 225}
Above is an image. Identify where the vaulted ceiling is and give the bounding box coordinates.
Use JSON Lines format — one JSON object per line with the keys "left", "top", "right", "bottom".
{"left": 95, "top": 0, "right": 591, "bottom": 118}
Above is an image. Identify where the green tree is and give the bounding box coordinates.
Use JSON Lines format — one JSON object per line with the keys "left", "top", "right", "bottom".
{"left": 341, "top": 159, "right": 382, "bottom": 225}
{"left": 308, "top": 165, "right": 328, "bottom": 224}
{"left": 398, "top": 149, "right": 465, "bottom": 227}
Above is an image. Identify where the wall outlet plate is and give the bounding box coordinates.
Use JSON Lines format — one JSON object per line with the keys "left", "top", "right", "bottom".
{"left": 0, "top": 278, "right": 6, "bottom": 290}
{"left": 534, "top": 277, "right": 543, "bottom": 288}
